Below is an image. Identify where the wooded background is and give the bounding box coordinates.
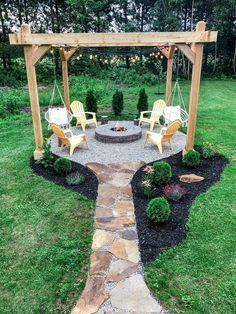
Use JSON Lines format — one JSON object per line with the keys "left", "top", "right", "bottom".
{"left": 0, "top": 0, "right": 236, "bottom": 85}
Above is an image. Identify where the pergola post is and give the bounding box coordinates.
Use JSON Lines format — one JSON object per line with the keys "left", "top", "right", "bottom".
{"left": 185, "top": 21, "right": 205, "bottom": 151}
{"left": 22, "top": 25, "right": 44, "bottom": 160}
{"left": 59, "top": 48, "right": 77, "bottom": 110}
{"left": 165, "top": 46, "right": 175, "bottom": 105}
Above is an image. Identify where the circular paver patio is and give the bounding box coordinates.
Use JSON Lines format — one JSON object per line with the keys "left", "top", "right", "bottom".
{"left": 50, "top": 121, "right": 186, "bottom": 165}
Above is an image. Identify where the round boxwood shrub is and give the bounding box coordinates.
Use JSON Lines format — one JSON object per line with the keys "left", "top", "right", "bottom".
{"left": 146, "top": 197, "right": 171, "bottom": 223}
{"left": 182, "top": 150, "right": 201, "bottom": 168}
{"left": 152, "top": 161, "right": 172, "bottom": 185}
{"left": 54, "top": 157, "right": 72, "bottom": 176}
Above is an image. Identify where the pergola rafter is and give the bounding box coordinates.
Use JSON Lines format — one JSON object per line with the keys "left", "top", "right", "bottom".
{"left": 9, "top": 21, "right": 217, "bottom": 160}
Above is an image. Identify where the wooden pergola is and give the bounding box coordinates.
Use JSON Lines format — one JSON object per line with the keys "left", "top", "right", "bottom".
{"left": 9, "top": 21, "right": 217, "bottom": 160}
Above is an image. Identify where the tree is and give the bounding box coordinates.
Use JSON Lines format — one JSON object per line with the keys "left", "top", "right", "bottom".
{"left": 112, "top": 90, "right": 124, "bottom": 116}
{"left": 86, "top": 89, "right": 97, "bottom": 113}
{"left": 137, "top": 88, "right": 148, "bottom": 114}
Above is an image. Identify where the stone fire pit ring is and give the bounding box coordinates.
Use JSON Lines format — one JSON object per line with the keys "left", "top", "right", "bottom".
{"left": 95, "top": 121, "right": 142, "bottom": 143}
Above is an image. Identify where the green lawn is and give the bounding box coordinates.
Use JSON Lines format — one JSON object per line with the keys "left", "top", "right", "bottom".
{"left": 0, "top": 115, "right": 95, "bottom": 313}
{"left": 0, "top": 78, "right": 236, "bottom": 313}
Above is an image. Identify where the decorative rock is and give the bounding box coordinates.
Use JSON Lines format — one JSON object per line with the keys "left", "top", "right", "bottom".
{"left": 107, "top": 260, "right": 137, "bottom": 282}
{"left": 109, "top": 238, "right": 140, "bottom": 263}
{"left": 92, "top": 230, "right": 115, "bottom": 250}
{"left": 90, "top": 251, "right": 113, "bottom": 275}
{"left": 72, "top": 276, "right": 108, "bottom": 314}
{"left": 110, "top": 274, "right": 162, "bottom": 313}
{"left": 96, "top": 216, "right": 135, "bottom": 231}
{"left": 119, "top": 229, "right": 138, "bottom": 240}
{"left": 179, "top": 173, "right": 205, "bottom": 183}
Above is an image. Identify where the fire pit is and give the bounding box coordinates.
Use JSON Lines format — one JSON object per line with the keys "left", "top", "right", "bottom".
{"left": 95, "top": 121, "right": 142, "bottom": 143}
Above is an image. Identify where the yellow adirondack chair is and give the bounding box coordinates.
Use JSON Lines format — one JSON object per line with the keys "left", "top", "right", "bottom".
{"left": 144, "top": 119, "right": 181, "bottom": 154}
{"left": 50, "top": 123, "right": 89, "bottom": 155}
{"left": 70, "top": 101, "right": 97, "bottom": 131}
{"left": 139, "top": 99, "right": 166, "bottom": 131}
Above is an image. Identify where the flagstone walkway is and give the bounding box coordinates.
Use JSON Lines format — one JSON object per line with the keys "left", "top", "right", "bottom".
{"left": 72, "top": 161, "right": 166, "bottom": 314}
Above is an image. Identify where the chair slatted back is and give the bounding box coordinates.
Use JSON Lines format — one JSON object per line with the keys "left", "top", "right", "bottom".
{"left": 162, "top": 119, "right": 181, "bottom": 142}
{"left": 50, "top": 123, "right": 70, "bottom": 145}
{"left": 70, "top": 101, "right": 86, "bottom": 120}
{"left": 151, "top": 99, "right": 166, "bottom": 120}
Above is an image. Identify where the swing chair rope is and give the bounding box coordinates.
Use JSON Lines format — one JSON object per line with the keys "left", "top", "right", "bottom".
{"left": 49, "top": 50, "right": 65, "bottom": 108}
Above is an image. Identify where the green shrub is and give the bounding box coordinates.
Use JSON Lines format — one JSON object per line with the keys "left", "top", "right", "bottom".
{"left": 112, "top": 90, "right": 124, "bottom": 116}
{"left": 86, "top": 89, "right": 97, "bottom": 113}
{"left": 137, "top": 88, "right": 148, "bottom": 114}
{"left": 54, "top": 157, "right": 72, "bottom": 176}
{"left": 36, "top": 141, "right": 54, "bottom": 168}
{"left": 152, "top": 161, "right": 172, "bottom": 185}
{"left": 66, "top": 171, "right": 85, "bottom": 186}
{"left": 182, "top": 150, "right": 201, "bottom": 168}
{"left": 202, "top": 142, "right": 217, "bottom": 159}
{"left": 146, "top": 197, "right": 171, "bottom": 223}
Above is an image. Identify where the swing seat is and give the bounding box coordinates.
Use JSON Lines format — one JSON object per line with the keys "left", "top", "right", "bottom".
{"left": 70, "top": 101, "right": 97, "bottom": 131}
{"left": 45, "top": 107, "right": 72, "bottom": 128}
{"left": 50, "top": 123, "right": 89, "bottom": 155}
{"left": 164, "top": 106, "right": 188, "bottom": 127}
{"left": 144, "top": 119, "right": 181, "bottom": 154}
{"left": 139, "top": 99, "right": 166, "bottom": 131}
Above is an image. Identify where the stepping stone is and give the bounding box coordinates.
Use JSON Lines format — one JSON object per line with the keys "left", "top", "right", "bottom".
{"left": 110, "top": 172, "right": 132, "bottom": 187}
{"left": 90, "top": 251, "right": 113, "bottom": 276}
{"left": 112, "top": 200, "right": 135, "bottom": 217}
{"left": 109, "top": 238, "right": 140, "bottom": 263}
{"left": 72, "top": 276, "right": 108, "bottom": 314}
{"left": 119, "top": 229, "right": 138, "bottom": 240}
{"left": 98, "top": 184, "right": 120, "bottom": 199}
{"left": 95, "top": 207, "right": 113, "bottom": 219}
{"left": 110, "top": 274, "right": 162, "bottom": 313}
{"left": 97, "top": 196, "right": 115, "bottom": 207}
{"left": 96, "top": 216, "right": 135, "bottom": 231}
{"left": 107, "top": 260, "right": 138, "bottom": 282}
{"left": 92, "top": 229, "right": 115, "bottom": 250}
{"left": 120, "top": 185, "right": 133, "bottom": 198}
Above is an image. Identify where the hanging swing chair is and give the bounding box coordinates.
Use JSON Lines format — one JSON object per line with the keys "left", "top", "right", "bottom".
{"left": 163, "top": 50, "right": 188, "bottom": 127}
{"left": 164, "top": 79, "right": 188, "bottom": 127}
{"left": 45, "top": 51, "right": 72, "bottom": 129}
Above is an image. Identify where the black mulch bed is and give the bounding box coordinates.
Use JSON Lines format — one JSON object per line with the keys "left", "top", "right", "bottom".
{"left": 31, "top": 155, "right": 99, "bottom": 200}
{"left": 131, "top": 148, "right": 228, "bottom": 264}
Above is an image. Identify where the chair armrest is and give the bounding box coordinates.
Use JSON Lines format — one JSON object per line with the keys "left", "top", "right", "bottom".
{"left": 140, "top": 111, "right": 151, "bottom": 119}
{"left": 85, "top": 112, "right": 96, "bottom": 117}
{"left": 64, "top": 129, "right": 74, "bottom": 137}
{"left": 146, "top": 131, "right": 156, "bottom": 136}
{"left": 160, "top": 127, "right": 167, "bottom": 135}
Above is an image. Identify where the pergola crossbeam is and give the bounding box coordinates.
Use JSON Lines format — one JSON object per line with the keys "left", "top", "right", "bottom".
{"left": 9, "top": 31, "right": 217, "bottom": 46}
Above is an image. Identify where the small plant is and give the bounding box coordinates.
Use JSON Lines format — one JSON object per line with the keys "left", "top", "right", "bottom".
{"left": 143, "top": 165, "right": 154, "bottom": 174}
{"left": 54, "top": 157, "right": 72, "bottom": 176}
{"left": 86, "top": 89, "right": 97, "bottom": 113}
{"left": 163, "top": 184, "right": 186, "bottom": 201}
{"left": 37, "top": 140, "right": 54, "bottom": 168}
{"left": 202, "top": 142, "right": 217, "bottom": 159}
{"left": 137, "top": 88, "right": 148, "bottom": 114}
{"left": 112, "top": 90, "right": 124, "bottom": 116}
{"left": 182, "top": 150, "right": 201, "bottom": 168}
{"left": 142, "top": 175, "right": 153, "bottom": 198}
{"left": 152, "top": 161, "right": 172, "bottom": 186}
{"left": 66, "top": 171, "right": 85, "bottom": 186}
{"left": 146, "top": 197, "right": 171, "bottom": 223}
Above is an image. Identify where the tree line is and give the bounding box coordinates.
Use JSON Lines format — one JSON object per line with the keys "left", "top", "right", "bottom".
{"left": 0, "top": 0, "right": 236, "bottom": 76}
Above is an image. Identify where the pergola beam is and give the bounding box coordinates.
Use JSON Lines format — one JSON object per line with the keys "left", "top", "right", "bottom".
{"left": 9, "top": 30, "right": 217, "bottom": 46}
{"left": 165, "top": 46, "right": 175, "bottom": 105}
{"left": 32, "top": 45, "right": 51, "bottom": 66}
